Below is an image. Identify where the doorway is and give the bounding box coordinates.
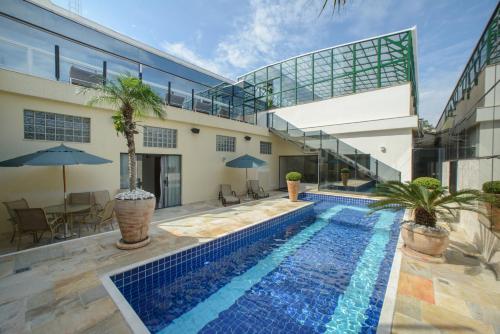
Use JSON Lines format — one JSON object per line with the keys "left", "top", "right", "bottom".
{"left": 120, "top": 154, "right": 181, "bottom": 208}
{"left": 279, "top": 155, "right": 318, "bottom": 189}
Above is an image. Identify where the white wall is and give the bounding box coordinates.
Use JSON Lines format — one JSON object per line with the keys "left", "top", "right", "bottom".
{"left": 335, "top": 129, "right": 414, "bottom": 182}
{"left": 0, "top": 69, "right": 303, "bottom": 234}
{"left": 273, "top": 83, "right": 417, "bottom": 181}
{"left": 274, "top": 83, "right": 415, "bottom": 128}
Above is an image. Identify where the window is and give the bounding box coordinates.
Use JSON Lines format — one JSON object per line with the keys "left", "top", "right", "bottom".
{"left": 23, "top": 110, "right": 90, "bottom": 143}
{"left": 143, "top": 126, "right": 177, "bottom": 148}
{"left": 260, "top": 141, "right": 272, "bottom": 155}
{"left": 216, "top": 135, "right": 236, "bottom": 152}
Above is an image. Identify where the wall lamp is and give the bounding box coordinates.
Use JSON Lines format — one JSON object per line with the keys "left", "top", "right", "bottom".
{"left": 191, "top": 128, "right": 200, "bottom": 134}
{"left": 244, "top": 135, "right": 252, "bottom": 141}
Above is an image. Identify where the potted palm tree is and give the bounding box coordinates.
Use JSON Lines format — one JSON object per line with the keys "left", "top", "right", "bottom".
{"left": 483, "top": 181, "right": 500, "bottom": 231}
{"left": 87, "top": 75, "right": 165, "bottom": 249}
{"left": 340, "top": 167, "right": 350, "bottom": 186}
{"left": 369, "top": 182, "right": 482, "bottom": 257}
{"left": 286, "top": 172, "right": 302, "bottom": 202}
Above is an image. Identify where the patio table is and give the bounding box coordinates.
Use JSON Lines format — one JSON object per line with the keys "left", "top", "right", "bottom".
{"left": 45, "top": 203, "right": 91, "bottom": 239}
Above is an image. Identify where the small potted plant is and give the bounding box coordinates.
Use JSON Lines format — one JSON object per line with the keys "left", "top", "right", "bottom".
{"left": 286, "top": 171, "right": 302, "bottom": 202}
{"left": 412, "top": 177, "right": 441, "bottom": 190}
{"left": 369, "top": 181, "right": 482, "bottom": 258}
{"left": 340, "top": 168, "right": 350, "bottom": 186}
{"left": 483, "top": 181, "right": 500, "bottom": 231}
{"left": 87, "top": 75, "right": 165, "bottom": 249}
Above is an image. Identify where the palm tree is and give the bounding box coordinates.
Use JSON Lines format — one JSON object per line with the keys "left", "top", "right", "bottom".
{"left": 368, "top": 181, "right": 483, "bottom": 228}
{"left": 86, "top": 75, "right": 165, "bottom": 192}
{"left": 320, "top": 0, "right": 347, "bottom": 15}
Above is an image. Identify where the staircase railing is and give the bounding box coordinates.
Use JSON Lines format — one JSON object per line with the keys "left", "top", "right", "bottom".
{"left": 268, "top": 113, "right": 401, "bottom": 182}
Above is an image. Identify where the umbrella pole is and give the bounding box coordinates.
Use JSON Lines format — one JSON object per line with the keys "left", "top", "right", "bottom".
{"left": 63, "top": 165, "right": 68, "bottom": 239}
{"left": 245, "top": 168, "right": 250, "bottom": 200}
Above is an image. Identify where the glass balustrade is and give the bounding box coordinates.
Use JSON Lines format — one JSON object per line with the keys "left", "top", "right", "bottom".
{"left": 268, "top": 113, "right": 401, "bottom": 193}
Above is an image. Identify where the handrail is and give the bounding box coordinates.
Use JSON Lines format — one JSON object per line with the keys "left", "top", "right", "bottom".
{"left": 268, "top": 112, "right": 401, "bottom": 182}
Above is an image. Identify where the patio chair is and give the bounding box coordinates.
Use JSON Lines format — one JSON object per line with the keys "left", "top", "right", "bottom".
{"left": 248, "top": 180, "right": 269, "bottom": 199}
{"left": 195, "top": 100, "right": 212, "bottom": 114}
{"left": 14, "top": 208, "right": 63, "bottom": 250}
{"left": 219, "top": 184, "right": 240, "bottom": 206}
{"left": 80, "top": 200, "right": 115, "bottom": 235}
{"left": 169, "top": 93, "right": 185, "bottom": 108}
{"left": 2, "top": 198, "right": 29, "bottom": 243}
{"left": 92, "top": 190, "right": 110, "bottom": 214}
{"left": 67, "top": 192, "right": 93, "bottom": 231}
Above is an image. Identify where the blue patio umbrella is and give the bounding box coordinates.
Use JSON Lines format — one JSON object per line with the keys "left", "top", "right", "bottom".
{"left": 0, "top": 144, "right": 112, "bottom": 214}
{"left": 225, "top": 154, "right": 266, "bottom": 197}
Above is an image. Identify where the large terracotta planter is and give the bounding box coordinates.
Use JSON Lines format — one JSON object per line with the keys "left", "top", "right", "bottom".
{"left": 287, "top": 180, "right": 300, "bottom": 202}
{"left": 485, "top": 194, "right": 500, "bottom": 231}
{"left": 114, "top": 197, "right": 155, "bottom": 247}
{"left": 401, "top": 222, "right": 449, "bottom": 257}
{"left": 341, "top": 173, "right": 350, "bottom": 186}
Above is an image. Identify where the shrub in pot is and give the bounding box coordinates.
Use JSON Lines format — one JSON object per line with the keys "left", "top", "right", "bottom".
{"left": 369, "top": 181, "right": 482, "bottom": 258}
{"left": 286, "top": 172, "right": 302, "bottom": 202}
{"left": 483, "top": 181, "right": 500, "bottom": 231}
{"left": 340, "top": 168, "right": 350, "bottom": 186}
{"left": 412, "top": 177, "right": 441, "bottom": 190}
{"left": 87, "top": 75, "right": 165, "bottom": 249}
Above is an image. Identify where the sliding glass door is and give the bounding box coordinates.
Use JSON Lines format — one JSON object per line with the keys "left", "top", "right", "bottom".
{"left": 120, "top": 153, "right": 181, "bottom": 208}
{"left": 160, "top": 155, "right": 181, "bottom": 208}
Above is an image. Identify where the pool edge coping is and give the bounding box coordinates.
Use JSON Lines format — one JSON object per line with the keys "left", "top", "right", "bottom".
{"left": 100, "top": 199, "right": 315, "bottom": 334}
{"left": 376, "top": 208, "right": 410, "bottom": 334}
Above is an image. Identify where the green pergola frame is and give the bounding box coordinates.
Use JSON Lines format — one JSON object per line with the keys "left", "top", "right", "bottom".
{"left": 195, "top": 29, "right": 418, "bottom": 122}
{"left": 238, "top": 29, "right": 418, "bottom": 114}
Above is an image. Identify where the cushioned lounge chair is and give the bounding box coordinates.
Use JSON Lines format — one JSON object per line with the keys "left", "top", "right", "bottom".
{"left": 248, "top": 180, "right": 269, "bottom": 199}
{"left": 219, "top": 184, "right": 240, "bottom": 206}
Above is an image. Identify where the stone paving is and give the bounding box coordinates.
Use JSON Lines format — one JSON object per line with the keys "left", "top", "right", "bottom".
{"left": 0, "top": 190, "right": 498, "bottom": 334}
{"left": 0, "top": 196, "right": 309, "bottom": 333}
{"left": 0, "top": 191, "right": 285, "bottom": 255}
{"left": 392, "top": 228, "right": 500, "bottom": 334}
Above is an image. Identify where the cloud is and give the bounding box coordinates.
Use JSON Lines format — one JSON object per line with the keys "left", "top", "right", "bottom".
{"left": 160, "top": 41, "right": 223, "bottom": 75}
{"left": 160, "top": 0, "right": 328, "bottom": 78}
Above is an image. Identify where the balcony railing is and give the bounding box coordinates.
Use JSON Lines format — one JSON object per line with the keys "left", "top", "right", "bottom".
{"left": 268, "top": 113, "right": 401, "bottom": 186}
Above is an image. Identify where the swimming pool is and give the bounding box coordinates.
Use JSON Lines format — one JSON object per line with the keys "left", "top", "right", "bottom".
{"left": 109, "top": 193, "right": 403, "bottom": 333}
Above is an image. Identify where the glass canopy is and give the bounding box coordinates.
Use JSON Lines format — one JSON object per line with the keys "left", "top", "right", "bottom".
{"left": 235, "top": 29, "right": 418, "bottom": 114}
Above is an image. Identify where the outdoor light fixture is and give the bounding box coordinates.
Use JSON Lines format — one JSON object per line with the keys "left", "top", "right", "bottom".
{"left": 244, "top": 135, "right": 251, "bottom": 141}
{"left": 191, "top": 128, "right": 200, "bottom": 134}
{"left": 380, "top": 146, "right": 386, "bottom": 153}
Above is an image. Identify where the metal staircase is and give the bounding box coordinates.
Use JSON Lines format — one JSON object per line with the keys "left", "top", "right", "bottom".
{"left": 268, "top": 113, "right": 401, "bottom": 183}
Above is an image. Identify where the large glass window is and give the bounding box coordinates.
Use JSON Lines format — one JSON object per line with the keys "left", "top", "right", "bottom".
{"left": 59, "top": 39, "right": 106, "bottom": 86}
{"left": 24, "top": 110, "right": 90, "bottom": 143}
{"left": 0, "top": 16, "right": 56, "bottom": 80}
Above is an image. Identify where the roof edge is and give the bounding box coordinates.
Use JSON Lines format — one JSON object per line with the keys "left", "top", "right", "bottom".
{"left": 26, "top": 0, "right": 235, "bottom": 84}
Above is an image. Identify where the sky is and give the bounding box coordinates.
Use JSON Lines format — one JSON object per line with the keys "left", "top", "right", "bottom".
{"left": 54, "top": 0, "right": 498, "bottom": 125}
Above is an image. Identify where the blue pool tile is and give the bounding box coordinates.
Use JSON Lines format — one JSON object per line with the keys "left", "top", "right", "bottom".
{"left": 110, "top": 193, "right": 402, "bottom": 333}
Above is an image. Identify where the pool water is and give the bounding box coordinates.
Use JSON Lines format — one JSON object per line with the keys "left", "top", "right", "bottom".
{"left": 111, "top": 193, "right": 403, "bottom": 334}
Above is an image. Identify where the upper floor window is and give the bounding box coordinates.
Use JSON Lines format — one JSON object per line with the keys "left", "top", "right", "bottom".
{"left": 23, "top": 110, "right": 90, "bottom": 143}
{"left": 260, "top": 141, "right": 272, "bottom": 155}
{"left": 216, "top": 135, "right": 236, "bottom": 152}
{"left": 143, "top": 126, "right": 177, "bottom": 148}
